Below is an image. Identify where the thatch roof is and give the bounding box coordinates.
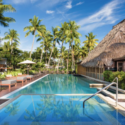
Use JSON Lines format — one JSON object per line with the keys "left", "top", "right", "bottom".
{"left": 81, "top": 19, "right": 125, "bottom": 68}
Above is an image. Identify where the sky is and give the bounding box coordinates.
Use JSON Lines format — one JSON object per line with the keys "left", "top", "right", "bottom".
{"left": 1, "top": 0, "right": 125, "bottom": 52}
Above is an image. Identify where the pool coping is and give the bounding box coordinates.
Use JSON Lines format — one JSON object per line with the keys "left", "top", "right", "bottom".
{"left": 0, "top": 74, "right": 49, "bottom": 99}
{"left": 80, "top": 74, "right": 125, "bottom": 93}
{"left": 0, "top": 94, "right": 93, "bottom": 110}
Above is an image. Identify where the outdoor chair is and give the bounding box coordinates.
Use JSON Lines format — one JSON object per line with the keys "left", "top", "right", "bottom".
{"left": 1, "top": 80, "right": 17, "bottom": 91}
{"left": 18, "top": 73, "right": 22, "bottom": 76}
{"left": 26, "top": 75, "right": 34, "bottom": 81}
{"left": 16, "top": 77, "right": 27, "bottom": 86}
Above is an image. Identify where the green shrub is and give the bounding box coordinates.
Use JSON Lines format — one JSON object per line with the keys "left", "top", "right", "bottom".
{"left": 0, "top": 74, "right": 6, "bottom": 80}
{"left": 103, "top": 71, "right": 125, "bottom": 90}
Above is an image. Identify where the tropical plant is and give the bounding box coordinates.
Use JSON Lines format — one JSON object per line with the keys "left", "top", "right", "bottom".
{"left": 52, "top": 47, "right": 59, "bottom": 67}
{"left": 83, "top": 32, "right": 98, "bottom": 52}
{"left": 37, "top": 30, "right": 52, "bottom": 64}
{"left": 0, "top": 0, "right": 16, "bottom": 27}
{"left": 36, "top": 30, "right": 51, "bottom": 63}
{"left": 4, "top": 29, "right": 20, "bottom": 54}
{"left": 48, "top": 27, "right": 60, "bottom": 66}
{"left": 66, "top": 21, "right": 81, "bottom": 71}
{"left": 58, "top": 22, "right": 69, "bottom": 55}
{"left": 24, "top": 15, "right": 46, "bottom": 58}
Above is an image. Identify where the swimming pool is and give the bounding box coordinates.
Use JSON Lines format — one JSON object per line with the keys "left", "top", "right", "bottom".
{"left": 4, "top": 74, "right": 99, "bottom": 99}
{"left": 0, "top": 95, "right": 125, "bottom": 125}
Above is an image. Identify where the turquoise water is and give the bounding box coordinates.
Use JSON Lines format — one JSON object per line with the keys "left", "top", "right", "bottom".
{"left": 0, "top": 95, "right": 125, "bottom": 125}
{"left": 7, "top": 74, "right": 98, "bottom": 98}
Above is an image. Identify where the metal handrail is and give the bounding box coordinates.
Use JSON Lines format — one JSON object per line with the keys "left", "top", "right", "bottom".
{"left": 83, "top": 77, "right": 118, "bottom": 108}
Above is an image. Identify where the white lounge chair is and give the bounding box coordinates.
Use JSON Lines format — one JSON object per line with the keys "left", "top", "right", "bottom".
{"left": 1, "top": 80, "right": 17, "bottom": 91}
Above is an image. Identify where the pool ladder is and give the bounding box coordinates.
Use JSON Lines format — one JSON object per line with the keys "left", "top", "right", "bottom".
{"left": 83, "top": 77, "right": 118, "bottom": 108}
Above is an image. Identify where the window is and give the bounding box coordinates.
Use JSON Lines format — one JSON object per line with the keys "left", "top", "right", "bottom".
{"left": 118, "top": 62, "right": 123, "bottom": 71}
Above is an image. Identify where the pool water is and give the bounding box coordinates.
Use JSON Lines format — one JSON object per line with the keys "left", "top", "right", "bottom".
{"left": 7, "top": 74, "right": 98, "bottom": 98}
{"left": 0, "top": 95, "right": 125, "bottom": 125}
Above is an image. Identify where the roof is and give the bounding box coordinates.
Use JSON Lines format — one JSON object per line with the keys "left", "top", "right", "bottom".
{"left": 112, "top": 56, "right": 125, "bottom": 61}
{"left": 81, "top": 19, "right": 125, "bottom": 67}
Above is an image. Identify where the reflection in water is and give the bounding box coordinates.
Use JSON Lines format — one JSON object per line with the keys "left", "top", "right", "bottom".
{"left": 8, "top": 74, "right": 98, "bottom": 98}
{"left": 5, "top": 101, "right": 20, "bottom": 116}
{"left": 1, "top": 122, "right": 9, "bottom": 125}
{"left": 24, "top": 95, "right": 81, "bottom": 124}
{"left": 0, "top": 95, "right": 125, "bottom": 125}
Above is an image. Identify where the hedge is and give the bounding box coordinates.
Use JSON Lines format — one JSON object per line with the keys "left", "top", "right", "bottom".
{"left": 103, "top": 71, "right": 125, "bottom": 90}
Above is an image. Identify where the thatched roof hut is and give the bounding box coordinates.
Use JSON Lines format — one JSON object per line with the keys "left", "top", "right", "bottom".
{"left": 81, "top": 19, "right": 125, "bottom": 68}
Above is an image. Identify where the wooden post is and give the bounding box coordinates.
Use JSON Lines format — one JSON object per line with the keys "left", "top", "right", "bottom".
{"left": 67, "top": 59, "right": 68, "bottom": 74}
{"left": 99, "top": 67, "right": 100, "bottom": 80}
{"left": 117, "top": 61, "right": 118, "bottom": 71}
{"left": 95, "top": 67, "right": 96, "bottom": 78}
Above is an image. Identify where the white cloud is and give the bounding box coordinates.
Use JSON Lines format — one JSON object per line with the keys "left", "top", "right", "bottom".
{"left": 76, "top": 2, "right": 84, "bottom": 6}
{"left": 46, "top": 10, "right": 55, "bottom": 14}
{"left": 38, "top": 0, "right": 66, "bottom": 10}
{"left": 77, "top": 0, "right": 125, "bottom": 32}
{"left": 65, "top": 1, "right": 72, "bottom": 9}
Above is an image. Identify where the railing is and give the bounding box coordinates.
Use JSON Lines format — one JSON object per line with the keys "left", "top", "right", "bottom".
{"left": 83, "top": 77, "right": 118, "bottom": 108}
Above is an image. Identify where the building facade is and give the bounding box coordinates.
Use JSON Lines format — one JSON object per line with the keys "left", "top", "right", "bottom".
{"left": 77, "top": 19, "right": 125, "bottom": 80}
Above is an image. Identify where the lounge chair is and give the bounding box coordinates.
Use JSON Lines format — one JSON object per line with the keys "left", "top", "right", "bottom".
{"left": 26, "top": 75, "right": 34, "bottom": 81}
{"left": 16, "top": 77, "right": 27, "bottom": 86}
{"left": 18, "top": 73, "right": 22, "bottom": 76}
{"left": 1, "top": 80, "right": 17, "bottom": 91}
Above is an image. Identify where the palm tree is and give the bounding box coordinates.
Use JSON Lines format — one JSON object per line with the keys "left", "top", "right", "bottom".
{"left": 36, "top": 30, "right": 51, "bottom": 63}
{"left": 83, "top": 32, "right": 98, "bottom": 52}
{"left": 58, "top": 22, "right": 69, "bottom": 55}
{"left": 66, "top": 21, "right": 81, "bottom": 71}
{"left": 48, "top": 27, "right": 60, "bottom": 66}
{"left": 0, "top": 0, "right": 16, "bottom": 27}
{"left": 58, "top": 22, "right": 69, "bottom": 67}
{"left": 37, "top": 30, "right": 52, "bottom": 63}
{"left": 24, "top": 15, "right": 46, "bottom": 58}
{"left": 52, "top": 47, "right": 59, "bottom": 67}
{"left": 4, "top": 29, "right": 20, "bottom": 54}
{"left": 79, "top": 46, "right": 88, "bottom": 60}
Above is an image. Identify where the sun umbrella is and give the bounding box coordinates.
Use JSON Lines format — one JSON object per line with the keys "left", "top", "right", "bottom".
{"left": 18, "top": 60, "right": 36, "bottom": 74}
{"left": 18, "top": 60, "right": 36, "bottom": 64}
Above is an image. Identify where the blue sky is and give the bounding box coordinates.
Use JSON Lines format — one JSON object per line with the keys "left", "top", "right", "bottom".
{"left": 1, "top": 0, "right": 125, "bottom": 51}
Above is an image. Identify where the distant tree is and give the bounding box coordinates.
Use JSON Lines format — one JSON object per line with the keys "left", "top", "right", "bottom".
{"left": 83, "top": 32, "right": 98, "bottom": 52}
{"left": 48, "top": 27, "right": 60, "bottom": 66}
{"left": 37, "top": 31, "right": 52, "bottom": 64}
{"left": 0, "top": 0, "right": 16, "bottom": 27}
{"left": 66, "top": 21, "right": 81, "bottom": 71}
{"left": 24, "top": 16, "right": 46, "bottom": 58}
{"left": 4, "top": 29, "right": 20, "bottom": 54}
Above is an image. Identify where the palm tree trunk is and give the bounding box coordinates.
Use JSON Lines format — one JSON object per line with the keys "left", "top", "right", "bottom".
{"left": 57, "top": 58, "right": 60, "bottom": 72}
{"left": 61, "top": 41, "right": 64, "bottom": 66}
{"left": 46, "top": 50, "right": 47, "bottom": 64}
{"left": 40, "top": 49, "right": 43, "bottom": 63}
{"left": 73, "top": 55, "right": 75, "bottom": 72}
{"left": 67, "top": 43, "right": 70, "bottom": 73}
{"left": 67, "top": 59, "right": 68, "bottom": 74}
{"left": 48, "top": 46, "right": 54, "bottom": 66}
{"left": 40, "top": 41, "right": 44, "bottom": 63}
{"left": 11, "top": 40, "right": 13, "bottom": 54}
{"left": 30, "top": 31, "right": 36, "bottom": 58}
{"left": 71, "top": 42, "right": 74, "bottom": 71}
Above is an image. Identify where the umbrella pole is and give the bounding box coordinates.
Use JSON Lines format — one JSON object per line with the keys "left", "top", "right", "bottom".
{"left": 27, "top": 65, "right": 29, "bottom": 75}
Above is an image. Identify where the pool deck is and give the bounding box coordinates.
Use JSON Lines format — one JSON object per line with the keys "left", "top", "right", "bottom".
{"left": 0, "top": 73, "right": 47, "bottom": 104}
